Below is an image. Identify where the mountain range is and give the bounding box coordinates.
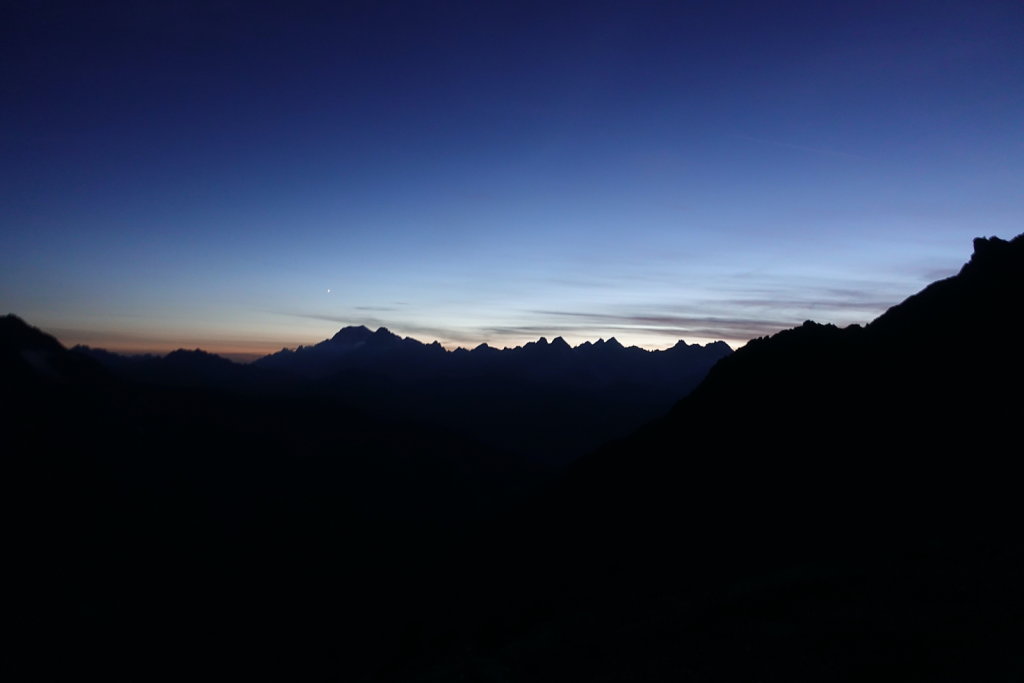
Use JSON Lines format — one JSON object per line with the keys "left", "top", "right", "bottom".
{"left": 7, "top": 233, "right": 1023, "bottom": 681}
{"left": 74, "top": 326, "right": 732, "bottom": 462}
{"left": 466, "top": 234, "right": 1024, "bottom": 680}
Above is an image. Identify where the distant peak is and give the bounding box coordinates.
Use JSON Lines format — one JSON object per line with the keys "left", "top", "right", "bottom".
{"left": 590, "top": 337, "right": 623, "bottom": 350}
{"left": 334, "top": 324, "right": 370, "bottom": 334}
{"left": 164, "top": 348, "right": 235, "bottom": 365}
{"left": 551, "top": 336, "right": 570, "bottom": 350}
{"left": 330, "top": 325, "right": 374, "bottom": 343}
{"left": 167, "top": 348, "right": 205, "bottom": 357}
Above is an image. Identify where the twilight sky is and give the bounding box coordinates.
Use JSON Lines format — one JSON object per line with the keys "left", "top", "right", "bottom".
{"left": 2, "top": 1, "right": 1022, "bottom": 360}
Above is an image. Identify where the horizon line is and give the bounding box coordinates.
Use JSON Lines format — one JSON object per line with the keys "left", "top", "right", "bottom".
{"left": 4, "top": 314, "right": 757, "bottom": 364}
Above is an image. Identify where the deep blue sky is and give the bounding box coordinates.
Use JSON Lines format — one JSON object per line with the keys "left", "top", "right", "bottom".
{"left": 3, "top": 1, "right": 1021, "bottom": 359}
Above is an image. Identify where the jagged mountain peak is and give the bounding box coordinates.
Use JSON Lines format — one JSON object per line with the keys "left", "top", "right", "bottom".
{"left": 865, "top": 231, "right": 1023, "bottom": 341}
{"left": 522, "top": 336, "right": 572, "bottom": 352}
{"left": 329, "top": 325, "right": 403, "bottom": 345}
{"left": 330, "top": 325, "right": 374, "bottom": 344}
{"left": 967, "top": 234, "right": 1019, "bottom": 268}
{"left": 591, "top": 337, "right": 623, "bottom": 350}
{"left": 703, "top": 340, "right": 733, "bottom": 353}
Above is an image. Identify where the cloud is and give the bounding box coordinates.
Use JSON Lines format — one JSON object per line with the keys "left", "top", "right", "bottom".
{"left": 281, "top": 312, "right": 354, "bottom": 325}
{"left": 526, "top": 310, "right": 793, "bottom": 342}
{"left": 46, "top": 326, "right": 286, "bottom": 360}
{"left": 274, "top": 271, "right": 906, "bottom": 350}
{"left": 525, "top": 276, "right": 904, "bottom": 344}
{"left": 274, "top": 311, "right": 488, "bottom": 346}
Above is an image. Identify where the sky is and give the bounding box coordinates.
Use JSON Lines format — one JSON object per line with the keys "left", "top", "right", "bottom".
{"left": 2, "top": 1, "right": 1022, "bottom": 360}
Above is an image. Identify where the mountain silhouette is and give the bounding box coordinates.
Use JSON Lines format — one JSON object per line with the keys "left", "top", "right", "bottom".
{"left": 5, "top": 313, "right": 552, "bottom": 680}
{"left": 2, "top": 314, "right": 109, "bottom": 387}
{"left": 256, "top": 324, "right": 728, "bottom": 385}
{"left": 8, "top": 234, "right": 1023, "bottom": 681}
{"left": 449, "top": 234, "right": 1024, "bottom": 681}
{"left": 80, "top": 326, "right": 731, "bottom": 462}
{"left": 72, "top": 343, "right": 289, "bottom": 393}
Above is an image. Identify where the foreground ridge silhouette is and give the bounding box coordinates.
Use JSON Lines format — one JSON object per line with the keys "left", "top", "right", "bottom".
{"left": 484, "top": 234, "right": 1024, "bottom": 681}
{"left": 6, "top": 234, "right": 1023, "bottom": 681}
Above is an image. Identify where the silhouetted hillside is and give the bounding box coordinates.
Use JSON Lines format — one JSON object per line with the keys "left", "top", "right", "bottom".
{"left": 443, "top": 234, "right": 1024, "bottom": 681}
{"left": 5, "top": 314, "right": 550, "bottom": 680}
{"left": 2, "top": 314, "right": 109, "bottom": 387}
{"left": 9, "top": 235, "right": 1022, "bottom": 681}
{"left": 73, "top": 344, "right": 291, "bottom": 393}
{"left": 80, "top": 326, "right": 731, "bottom": 462}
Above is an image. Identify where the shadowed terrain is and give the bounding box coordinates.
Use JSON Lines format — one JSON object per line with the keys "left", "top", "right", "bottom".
{"left": 438, "top": 234, "right": 1024, "bottom": 681}
{"left": 7, "top": 234, "right": 1023, "bottom": 680}
{"left": 76, "top": 327, "right": 731, "bottom": 463}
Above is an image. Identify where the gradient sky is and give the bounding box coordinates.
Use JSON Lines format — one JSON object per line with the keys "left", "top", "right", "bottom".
{"left": 3, "top": 1, "right": 1022, "bottom": 360}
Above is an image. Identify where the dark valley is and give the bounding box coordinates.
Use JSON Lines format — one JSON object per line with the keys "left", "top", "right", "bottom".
{"left": 7, "top": 234, "right": 1024, "bottom": 681}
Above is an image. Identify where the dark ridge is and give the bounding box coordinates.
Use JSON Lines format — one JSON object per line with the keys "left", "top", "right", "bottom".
{"left": 85, "top": 326, "right": 732, "bottom": 462}
{"left": 470, "top": 232, "right": 1024, "bottom": 681}
{"left": 10, "top": 234, "right": 1020, "bottom": 681}
{"left": 2, "top": 313, "right": 108, "bottom": 386}
{"left": 330, "top": 324, "right": 374, "bottom": 343}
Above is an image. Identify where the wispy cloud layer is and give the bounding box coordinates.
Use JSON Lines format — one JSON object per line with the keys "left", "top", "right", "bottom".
{"left": 269, "top": 267, "right": 912, "bottom": 352}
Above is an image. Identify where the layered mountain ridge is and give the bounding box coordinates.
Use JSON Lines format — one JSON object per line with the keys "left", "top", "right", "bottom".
{"left": 7, "top": 233, "right": 1022, "bottom": 681}
{"left": 471, "top": 233, "right": 1024, "bottom": 681}
{"left": 255, "top": 324, "right": 730, "bottom": 384}
{"left": 74, "top": 326, "right": 732, "bottom": 461}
